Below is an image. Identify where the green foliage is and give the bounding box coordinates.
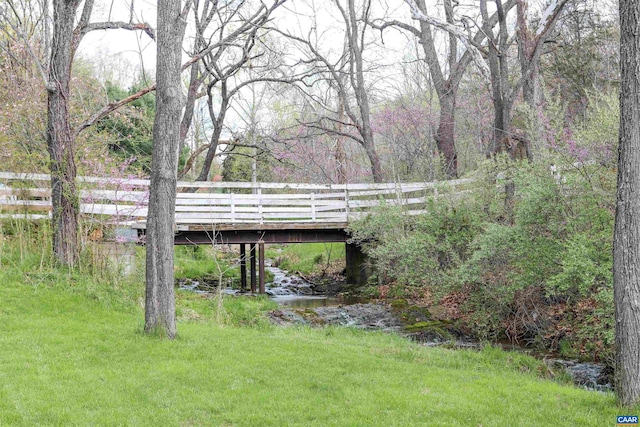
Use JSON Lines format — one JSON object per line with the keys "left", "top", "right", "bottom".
{"left": 461, "top": 161, "right": 614, "bottom": 353}
{"left": 349, "top": 199, "right": 481, "bottom": 293}
{"left": 221, "top": 145, "right": 275, "bottom": 184}
{"left": 543, "top": 4, "right": 619, "bottom": 123}
{"left": 352, "top": 157, "right": 615, "bottom": 362}
{"left": 571, "top": 92, "right": 619, "bottom": 166}
{"left": 547, "top": 232, "right": 612, "bottom": 299}
{"left": 96, "top": 81, "right": 156, "bottom": 173}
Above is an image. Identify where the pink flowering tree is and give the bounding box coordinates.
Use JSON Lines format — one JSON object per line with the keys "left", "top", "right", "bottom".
{"left": 372, "top": 102, "right": 439, "bottom": 181}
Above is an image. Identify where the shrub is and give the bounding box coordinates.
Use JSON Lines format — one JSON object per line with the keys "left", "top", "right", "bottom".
{"left": 351, "top": 157, "right": 616, "bottom": 364}
{"left": 349, "top": 198, "right": 481, "bottom": 295}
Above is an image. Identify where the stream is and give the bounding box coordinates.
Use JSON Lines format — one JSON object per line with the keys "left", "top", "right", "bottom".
{"left": 178, "top": 264, "right": 612, "bottom": 393}
{"left": 178, "top": 262, "right": 364, "bottom": 308}
{"left": 264, "top": 264, "right": 366, "bottom": 308}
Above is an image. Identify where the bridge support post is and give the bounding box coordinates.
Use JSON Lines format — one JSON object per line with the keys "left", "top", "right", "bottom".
{"left": 250, "top": 244, "right": 257, "bottom": 293}
{"left": 259, "top": 241, "right": 265, "bottom": 294}
{"left": 240, "top": 244, "right": 247, "bottom": 291}
{"left": 345, "top": 242, "right": 370, "bottom": 287}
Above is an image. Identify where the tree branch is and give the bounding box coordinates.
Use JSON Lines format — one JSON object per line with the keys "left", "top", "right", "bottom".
{"left": 81, "top": 21, "right": 156, "bottom": 40}
{"left": 404, "top": 0, "right": 491, "bottom": 81}
{"left": 74, "top": 84, "right": 156, "bottom": 136}
{"left": 178, "top": 141, "right": 212, "bottom": 178}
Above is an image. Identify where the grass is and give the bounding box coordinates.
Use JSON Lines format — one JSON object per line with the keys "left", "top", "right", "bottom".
{"left": 174, "top": 245, "right": 240, "bottom": 282}
{"left": 174, "top": 242, "right": 346, "bottom": 285}
{"left": 0, "top": 231, "right": 626, "bottom": 425}
{"left": 0, "top": 278, "right": 624, "bottom": 425}
{"left": 174, "top": 245, "right": 276, "bottom": 286}
{"left": 267, "top": 242, "right": 345, "bottom": 275}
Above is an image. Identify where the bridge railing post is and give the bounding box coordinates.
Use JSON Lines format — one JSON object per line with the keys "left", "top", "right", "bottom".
{"left": 258, "top": 188, "right": 263, "bottom": 224}
{"left": 345, "top": 188, "right": 350, "bottom": 221}
{"left": 230, "top": 192, "right": 235, "bottom": 223}
{"left": 311, "top": 192, "right": 316, "bottom": 221}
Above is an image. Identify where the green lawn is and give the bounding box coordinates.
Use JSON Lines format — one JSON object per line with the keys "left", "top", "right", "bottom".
{"left": 0, "top": 264, "right": 625, "bottom": 426}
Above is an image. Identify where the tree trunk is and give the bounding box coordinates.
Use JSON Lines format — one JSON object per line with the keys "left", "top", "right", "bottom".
{"left": 362, "top": 129, "right": 383, "bottom": 183}
{"left": 346, "top": 0, "right": 383, "bottom": 183}
{"left": 414, "top": 0, "right": 459, "bottom": 179}
{"left": 517, "top": 0, "right": 540, "bottom": 161}
{"left": 145, "top": 0, "right": 187, "bottom": 338}
{"left": 435, "top": 91, "right": 458, "bottom": 178}
{"left": 614, "top": 0, "right": 640, "bottom": 407}
{"left": 179, "top": 61, "right": 201, "bottom": 158}
{"left": 335, "top": 99, "right": 347, "bottom": 184}
{"left": 47, "top": 0, "right": 83, "bottom": 266}
{"left": 194, "top": 88, "right": 228, "bottom": 183}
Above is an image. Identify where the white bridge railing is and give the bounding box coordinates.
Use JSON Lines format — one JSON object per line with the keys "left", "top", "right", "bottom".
{"left": 0, "top": 172, "right": 472, "bottom": 228}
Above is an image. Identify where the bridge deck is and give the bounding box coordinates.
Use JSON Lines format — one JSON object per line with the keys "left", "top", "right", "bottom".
{"left": 0, "top": 172, "right": 472, "bottom": 239}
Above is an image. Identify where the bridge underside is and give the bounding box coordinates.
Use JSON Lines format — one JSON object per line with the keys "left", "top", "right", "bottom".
{"left": 135, "top": 222, "right": 350, "bottom": 245}
{"left": 135, "top": 222, "right": 367, "bottom": 292}
{"left": 173, "top": 228, "right": 348, "bottom": 245}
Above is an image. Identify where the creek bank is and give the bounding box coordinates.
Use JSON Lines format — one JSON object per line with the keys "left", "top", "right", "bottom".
{"left": 176, "top": 263, "right": 612, "bottom": 392}
{"left": 269, "top": 301, "right": 612, "bottom": 392}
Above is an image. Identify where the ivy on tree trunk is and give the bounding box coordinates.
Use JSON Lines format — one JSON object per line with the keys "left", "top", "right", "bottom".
{"left": 47, "top": 0, "right": 83, "bottom": 266}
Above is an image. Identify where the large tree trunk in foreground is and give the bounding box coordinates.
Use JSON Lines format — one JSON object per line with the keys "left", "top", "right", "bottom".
{"left": 47, "top": 0, "right": 83, "bottom": 266}
{"left": 145, "top": 0, "right": 187, "bottom": 338}
{"left": 614, "top": 0, "right": 640, "bottom": 407}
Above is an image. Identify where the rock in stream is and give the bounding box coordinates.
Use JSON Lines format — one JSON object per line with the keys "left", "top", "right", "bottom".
{"left": 270, "top": 303, "right": 404, "bottom": 331}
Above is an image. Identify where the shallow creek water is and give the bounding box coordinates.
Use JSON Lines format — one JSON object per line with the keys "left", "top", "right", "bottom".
{"left": 263, "top": 264, "right": 367, "bottom": 308}
{"left": 178, "top": 261, "right": 364, "bottom": 309}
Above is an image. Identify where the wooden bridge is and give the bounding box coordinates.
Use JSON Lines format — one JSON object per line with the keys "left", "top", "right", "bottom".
{"left": 0, "top": 171, "right": 471, "bottom": 291}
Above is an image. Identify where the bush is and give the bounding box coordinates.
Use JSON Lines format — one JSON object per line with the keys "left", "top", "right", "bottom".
{"left": 349, "top": 198, "right": 482, "bottom": 295}
{"left": 351, "top": 157, "right": 615, "bottom": 363}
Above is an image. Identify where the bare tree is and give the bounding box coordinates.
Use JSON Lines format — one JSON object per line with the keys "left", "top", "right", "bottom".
{"left": 614, "top": 0, "right": 640, "bottom": 407}
{"left": 144, "top": 0, "right": 191, "bottom": 339}
{"left": 404, "top": 0, "right": 567, "bottom": 160}
{"left": 176, "top": 0, "right": 288, "bottom": 182}
{"left": 274, "top": 0, "right": 384, "bottom": 182}
{"left": 373, "top": 0, "right": 515, "bottom": 178}
{"left": 193, "top": 1, "right": 285, "bottom": 183}
{"left": 478, "top": 0, "right": 568, "bottom": 159}
{"left": 543, "top": 0, "right": 620, "bottom": 123}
